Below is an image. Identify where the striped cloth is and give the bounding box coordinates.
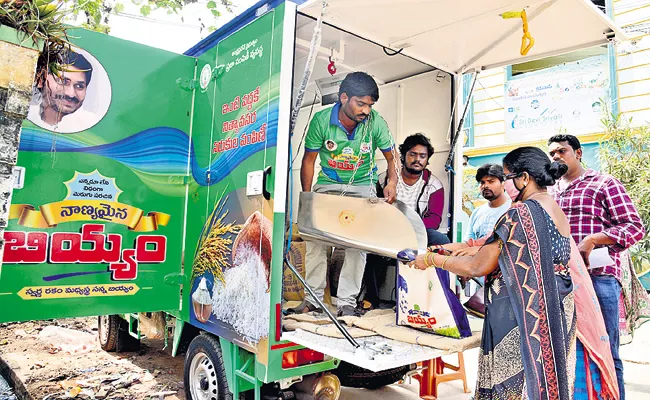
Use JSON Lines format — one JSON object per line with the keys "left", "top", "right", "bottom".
{"left": 575, "top": 340, "right": 605, "bottom": 400}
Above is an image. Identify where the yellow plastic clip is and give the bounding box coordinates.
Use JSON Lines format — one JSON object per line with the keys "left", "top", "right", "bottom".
{"left": 501, "top": 11, "right": 522, "bottom": 19}
{"left": 502, "top": 9, "right": 535, "bottom": 56}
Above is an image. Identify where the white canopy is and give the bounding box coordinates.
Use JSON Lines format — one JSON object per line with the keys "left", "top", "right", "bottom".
{"left": 298, "top": 0, "right": 627, "bottom": 74}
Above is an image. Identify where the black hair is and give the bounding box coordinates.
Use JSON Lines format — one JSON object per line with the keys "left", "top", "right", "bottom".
{"left": 503, "top": 146, "right": 568, "bottom": 188}
{"left": 399, "top": 133, "right": 434, "bottom": 164}
{"left": 548, "top": 134, "right": 581, "bottom": 150}
{"left": 475, "top": 164, "right": 504, "bottom": 182}
{"left": 339, "top": 72, "right": 379, "bottom": 101}
{"left": 62, "top": 50, "right": 93, "bottom": 85}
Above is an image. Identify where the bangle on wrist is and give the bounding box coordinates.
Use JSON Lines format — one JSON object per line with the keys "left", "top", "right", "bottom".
{"left": 441, "top": 255, "right": 451, "bottom": 270}
{"left": 430, "top": 253, "right": 438, "bottom": 268}
{"left": 426, "top": 252, "right": 435, "bottom": 268}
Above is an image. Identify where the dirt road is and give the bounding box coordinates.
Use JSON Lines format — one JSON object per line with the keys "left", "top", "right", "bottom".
{"left": 0, "top": 318, "right": 472, "bottom": 400}
{"left": 0, "top": 318, "right": 184, "bottom": 400}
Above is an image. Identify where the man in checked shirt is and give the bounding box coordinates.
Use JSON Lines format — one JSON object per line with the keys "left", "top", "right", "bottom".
{"left": 548, "top": 134, "right": 645, "bottom": 399}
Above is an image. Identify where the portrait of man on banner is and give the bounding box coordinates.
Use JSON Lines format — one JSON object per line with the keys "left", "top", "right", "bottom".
{"left": 27, "top": 47, "right": 112, "bottom": 134}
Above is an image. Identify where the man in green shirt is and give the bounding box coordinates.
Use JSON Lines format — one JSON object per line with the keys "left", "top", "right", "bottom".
{"left": 295, "top": 72, "right": 398, "bottom": 317}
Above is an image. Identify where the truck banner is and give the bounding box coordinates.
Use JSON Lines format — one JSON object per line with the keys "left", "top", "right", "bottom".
{"left": 0, "top": 28, "right": 194, "bottom": 322}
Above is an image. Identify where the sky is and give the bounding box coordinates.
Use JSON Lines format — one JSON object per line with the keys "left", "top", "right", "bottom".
{"left": 77, "top": 0, "right": 260, "bottom": 54}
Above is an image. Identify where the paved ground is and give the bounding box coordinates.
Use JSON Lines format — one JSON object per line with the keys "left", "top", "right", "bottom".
{"left": 411, "top": 323, "right": 650, "bottom": 400}
{"left": 619, "top": 322, "right": 650, "bottom": 399}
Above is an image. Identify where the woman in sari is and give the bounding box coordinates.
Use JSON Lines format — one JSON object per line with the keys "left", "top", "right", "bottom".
{"left": 438, "top": 178, "right": 619, "bottom": 400}
{"left": 411, "top": 147, "right": 576, "bottom": 399}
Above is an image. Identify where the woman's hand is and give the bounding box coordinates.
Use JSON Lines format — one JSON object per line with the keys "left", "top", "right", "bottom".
{"left": 452, "top": 246, "right": 480, "bottom": 257}
{"left": 411, "top": 254, "right": 429, "bottom": 270}
{"left": 431, "top": 242, "right": 467, "bottom": 252}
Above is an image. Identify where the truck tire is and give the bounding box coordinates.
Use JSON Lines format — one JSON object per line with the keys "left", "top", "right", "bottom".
{"left": 332, "top": 361, "right": 413, "bottom": 390}
{"left": 185, "top": 334, "right": 235, "bottom": 400}
{"left": 98, "top": 315, "right": 140, "bottom": 352}
{"left": 98, "top": 315, "right": 120, "bottom": 351}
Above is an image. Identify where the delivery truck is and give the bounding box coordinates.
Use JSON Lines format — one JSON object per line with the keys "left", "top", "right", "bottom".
{"left": 0, "top": 0, "right": 625, "bottom": 399}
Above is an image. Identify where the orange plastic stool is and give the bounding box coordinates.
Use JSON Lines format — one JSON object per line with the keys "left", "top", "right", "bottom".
{"left": 412, "top": 352, "right": 470, "bottom": 399}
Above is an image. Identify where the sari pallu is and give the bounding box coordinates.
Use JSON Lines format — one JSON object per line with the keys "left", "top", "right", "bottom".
{"left": 476, "top": 201, "right": 576, "bottom": 400}
{"left": 568, "top": 241, "right": 619, "bottom": 400}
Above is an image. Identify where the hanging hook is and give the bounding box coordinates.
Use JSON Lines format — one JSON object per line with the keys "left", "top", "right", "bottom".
{"left": 327, "top": 56, "right": 337, "bottom": 76}
{"left": 519, "top": 10, "right": 535, "bottom": 56}
{"left": 501, "top": 9, "right": 535, "bottom": 56}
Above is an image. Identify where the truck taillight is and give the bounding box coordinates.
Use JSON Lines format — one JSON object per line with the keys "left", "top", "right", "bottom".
{"left": 281, "top": 349, "right": 324, "bottom": 369}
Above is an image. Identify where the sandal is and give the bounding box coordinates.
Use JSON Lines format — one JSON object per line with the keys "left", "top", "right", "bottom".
{"left": 286, "top": 299, "right": 323, "bottom": 314}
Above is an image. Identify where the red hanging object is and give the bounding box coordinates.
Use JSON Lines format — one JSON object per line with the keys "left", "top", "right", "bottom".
{"left": 327, "top": 57, "right": 337, "bottom": 75}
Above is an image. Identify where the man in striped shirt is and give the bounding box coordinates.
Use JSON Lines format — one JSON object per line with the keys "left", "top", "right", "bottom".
{"left": 548, "top": 134, "right": 645, "bottom": 400}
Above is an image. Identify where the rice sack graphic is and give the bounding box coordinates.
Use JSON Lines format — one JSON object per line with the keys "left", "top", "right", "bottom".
{"left": 190, "top": 194, "right": 272, "bottom": 344}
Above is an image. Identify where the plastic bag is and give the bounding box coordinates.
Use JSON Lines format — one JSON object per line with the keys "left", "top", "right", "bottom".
{"left": 37, "top": 325, "right": 96, "bottom": 354}
{"left": 397, "top": 262, "right": 471, "bottom": 338}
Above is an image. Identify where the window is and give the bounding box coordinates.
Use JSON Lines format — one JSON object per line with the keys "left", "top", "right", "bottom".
{"left": 506, "top": 0, "right": 608, "bottom": 79}
{"left": 509, "top": 46, "right": 609, "bottom": 79}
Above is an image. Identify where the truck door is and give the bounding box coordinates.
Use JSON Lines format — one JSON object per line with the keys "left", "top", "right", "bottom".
{"left": 181, "top": 1, "right": 295, "bottom": 353}
{"left": 0, "top": 28, "right": 193, "bottom": 322}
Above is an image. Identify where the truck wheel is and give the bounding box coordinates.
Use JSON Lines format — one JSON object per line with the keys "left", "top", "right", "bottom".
{"left": 98, "top": 315, "right": 120, "bottom": 351}
{"left": 185, "top": 334, "right": 234, "bottom": 400}
{"left": 332, "top": 361, "right": 413, "bottom": 389}
{"left": 98, "top": 315, "right": 140, "bottom": 352}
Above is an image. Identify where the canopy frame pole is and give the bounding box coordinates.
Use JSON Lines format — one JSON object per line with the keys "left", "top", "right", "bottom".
{"left": 284, "top": 257, "right": 361, "bottom": 348}
{"left": 445, "top": 72, "right": 478, "bottom": 172}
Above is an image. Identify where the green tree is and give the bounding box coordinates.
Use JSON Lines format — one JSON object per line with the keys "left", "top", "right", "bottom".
{"left": 598, "top": 113, "right": 650, "bottom": 274}
{"left": 65, "top": 0, "right": 233, "bottom": 33}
